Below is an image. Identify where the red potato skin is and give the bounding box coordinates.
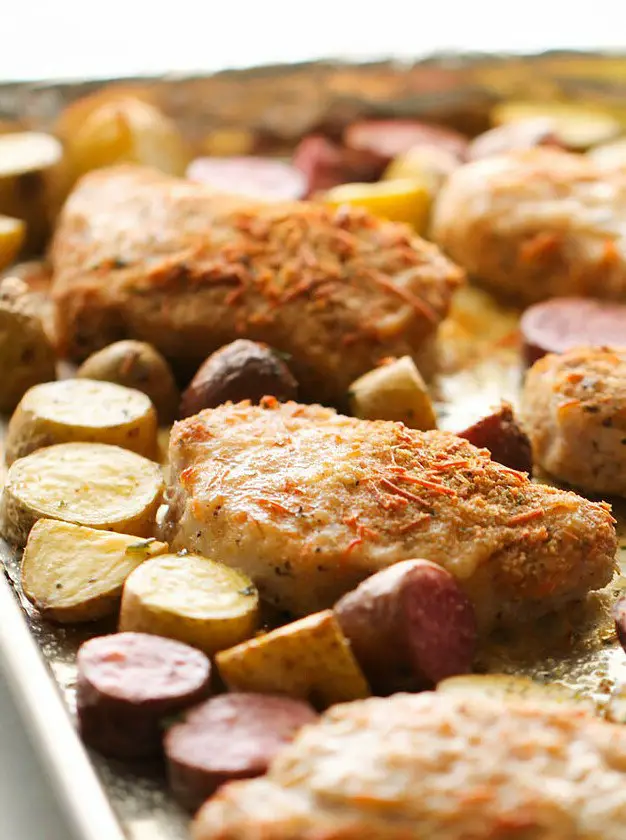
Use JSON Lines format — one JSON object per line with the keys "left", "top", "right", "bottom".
{"left": 77, "top": 632, "right": 212, "bottom": 759}
{"left": 334, "top": 558, "right": 477, "bottom": 694}
{"left": 164, "top": 693, "right": 318, "bottom": 813}
{"left": 457, "top": 403, "right": 533, "bottom": 475}
{"left": 520, "top": 297, "right": 626, "bottom": 367}
{"left": 291, "top": 135, "right": 384, "bottom": 196}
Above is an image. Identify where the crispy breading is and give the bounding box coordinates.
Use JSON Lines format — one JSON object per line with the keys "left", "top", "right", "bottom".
{"left": 432, "top": 148, "right": 626, "bottom": 304}
{"left": 50, "top": 166, "right": 463, "bottom": 403}
{"left": 161, "top": 399, "right": 617, "bottom": 629}
{"left": 193, "top": 692, "right": 626, "bottom": 840}
{"left": 522, "top": 346, "right": 626, "bottom": 495}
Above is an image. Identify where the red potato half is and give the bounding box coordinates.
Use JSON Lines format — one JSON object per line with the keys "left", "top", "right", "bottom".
{"left": 456, "top": 403, "right": 533, "bottom": 475}
{"left": 164, "top": 693, "right": 317, "bottom": 812}
{"left": 77, "top": 632, "right": 211, "bottom": 759}
{"left": 334, "top": 558, "right": 477, "bottom": 694}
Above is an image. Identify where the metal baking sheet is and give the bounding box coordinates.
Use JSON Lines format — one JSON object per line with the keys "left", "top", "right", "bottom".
{"left": 2, "top": 51, "right": 626, "bottom": 840}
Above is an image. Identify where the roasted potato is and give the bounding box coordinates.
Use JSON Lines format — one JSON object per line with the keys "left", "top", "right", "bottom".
{"left": 491, "top": 101, "right": 621, "bottom": 150}
{"left": 0, "top": 216, "right": 25, "bottom": 271}
{"left": 0, "top": 276, "right": 56, "bottom": 413}
{"left": 76, "top": 341, "right": 179, "bottom": 424}
{"left": 55, "top": 87, "right": 156, "bottom": 139}
{"left": 22, "top": 519, "right": 168, "bottom": 623}
{"left": 323, "top": 179, "right": 430, "bottom": 232}
{"left": 456, "top": 402, "right": 532, "bottom": 474}
{"left": 5, "top": 379, "right": 158, "bottom": 465}
{"left": 0, "top": 132, "right": 66, "bottom": 252}
{"left": 348, "top": 356, "right": 437, "bottom": 429}
{"left": 0, "top": 442, "right": 164, "bottom": 547}
{"left": 180, "top": 340, "right": 298, "bottom": 418}
{"left": 437, "top": 674, "right": 588, "bottom": 707}
{"left": 119, "top": 553, "right": 260, "bottom": 655}
{"left": 62, "top": 97, "right": 190, "bottom": 181}
{"left": 215, "top": 610, "right": 370, "bottom": 708}
{"left": 383, "top": 145, "right": 459, "bottom": 195}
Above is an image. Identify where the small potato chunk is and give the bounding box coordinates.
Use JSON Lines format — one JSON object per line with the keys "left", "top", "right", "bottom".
{"left": 63, "top": 97, "right": 190, "bottom": 180}
{"left": 490, "top": 101, "right": 621, "bottom": 150}
{"left": 437, "top": 674, "right": 587, "bottom": 707}
{"left": 348, "top": 356, "right": 437, "bottom": 430}
{"left": 22, "top": 519, "right": 168, "bottom": 623}
{"left": 0, "top": 276, "right": 56, "bottom": 413}
{"left": 0, "top": 216, "right": 25, "bottom": 271}
{"left": 215, "top": 610, "right": 370, "bottom": 708}
{"left": 5, "top": 379, "right": 158, "bottom": 465}
{"left": 383, "top": 145, "right": 459, "bottom": 195}
{"left": 323, "top": 179, "right": 430, "bottom": 232}
{"left": 0, "top": 132, "right": 65, "bottom": 252}
{"left": 0, "top": 442, "right": 164, "bottom": 547}
{"left": 76, "top": 341, "right": 179, "bottom": 424}
{"left": 119, "top": 553, "right": 259, "bottom": 655}
{"left": 180, "top": 340, "right": 298, "bottom": 418}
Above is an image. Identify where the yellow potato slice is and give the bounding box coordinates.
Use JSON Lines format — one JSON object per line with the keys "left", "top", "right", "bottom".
{"left": 5, "top": 378, "right": 158, "bottom": 465}
{"left": 216, "top": 610, "right": 370, "bottom": 708}
{"left": 437, "top": 674, "right": 589, "bottom": 707}
{"left": 348, "top": 356, "right": 437, "bottom": 430}
{"left": 383, "top": 145, "right": 458, "bottom": 195}
{"left": 64, "top": 98, "right": 190, "bottom": 180}
{"left": 0, "top": 216, "right": 25, "bottom": 271}
{"left": 22, "top": 519, "right": 168, "bottom": 623}
{"left": 491, "top": 101, "right": 621, "bottom": 150}
{"left": 119, "top": 553, "right": 259, "bottom": 655}
{"left": 323, "top": 179, "right": 430, "bottom": 232}
{"left": 0, "top": 132, "right": 65, "bottom": 252}
{"left": 0, "top": 442, "right": 164, "bottom": 547}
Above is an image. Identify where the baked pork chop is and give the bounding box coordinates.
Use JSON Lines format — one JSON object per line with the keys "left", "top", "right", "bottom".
{"left": 161, "top": 399, "right": 617, "bottom": 630}
{"left": 50, "top": 166, "right": 463, "bottom": 403}
{"left": 193, "top": 692, "right": 626, "bottom": 840}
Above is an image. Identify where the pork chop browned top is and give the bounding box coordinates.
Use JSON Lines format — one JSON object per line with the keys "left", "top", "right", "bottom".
{"left": 161, "top": 399, "right": 617, "bottom": 630}
{"left": 50, "top": 166, "right": 463, "bottom": 403}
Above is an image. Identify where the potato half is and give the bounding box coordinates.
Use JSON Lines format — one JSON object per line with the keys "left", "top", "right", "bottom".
{"left": 22, "top": 519, "right": 168, "bottom": 623}
{"left": 119, "top": 553, "right": 259, "bottom": 655}
{"left": 5, "top": 378, "right": 158, "bottom": 464}
{"left": 348, "top": 356, "right": 437, "bottom": 429}
{"left": 0, "top": 442, "right": 164, "bottom": 546}
{"left": 216, "top": 610, "right": 370, "bottom": 708}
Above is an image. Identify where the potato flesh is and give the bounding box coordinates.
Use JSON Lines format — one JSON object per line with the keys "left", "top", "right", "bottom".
{"left": 5, "top": 378, "right": 158, "bottom": 464}
{"left": 0, "top": 216, "right": 25, "bottom": 271}
{"left": 119, "top": 553, "right": 259, "bottom": 655}
{"left": 21, "top": 519, "right": 168, "bottom": 623}
{"left": 437, "top": 674, "right": 589, "bottom": 707}
{"left": 491, "top": 101, "right": 621, "bottom": 150}
{"left": 216, "top": 610, "right": 370, "bottom": 707}
{"left": 323, "top": 179, "right": 430, "bottom": 232}
{"left": 0, "top": 442, "right": 164, "bottom": 546}
{"left": 348, "top": 356, "right": 437, "bottom": 430}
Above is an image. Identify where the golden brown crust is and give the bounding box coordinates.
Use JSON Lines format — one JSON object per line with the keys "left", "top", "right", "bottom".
{"left": 50, "top": 166, "right": 463, "bottom": 403}
{"left": 193, "top": 692, "right": 626, "bottom": 840}
{"left": 432, "top": 148, "right": 626, "bottom": 305}
{"left": 161, "top": 399, "right": 617, "bottom": 629}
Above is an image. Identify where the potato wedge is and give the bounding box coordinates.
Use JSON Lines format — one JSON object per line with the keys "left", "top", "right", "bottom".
{"left": 437, "top": 674, "right": 589, "bottom": 707}
{"left": 323, "top": 179, "right": 430, "bottom": 232}
{"left": 0, "top": 442, "right": 164, "bottom": 547}
{"left": 0, "top": 216, "right": 25, "bottom": 271}
{"left": 348, "top": 356, "right": 437, "bottom": 429}
{"left": 63, "top": 97, "right": 190, "bottom": 181}
{"left": 119, "top": 553, "right": 259, "bottom": 655}
{"left": 0, "top": 276, "right": 56, "bottom": 413}
{"left": 22, "top": 519, "right": 168, "bottom": 623}
{"left": 5, "top": 379, "right": 158, "bottom": 465}
{"left": 0, "top": 132, "right": 65, "bottom": 252}
{"left": 215, "top": 610, "right": 370, "bottom": 708}
{"left": 76, "top": 341, "right": 179, "bottom": 424}
{"left": 491, "top": 101, "right": 621, "bottom": 150}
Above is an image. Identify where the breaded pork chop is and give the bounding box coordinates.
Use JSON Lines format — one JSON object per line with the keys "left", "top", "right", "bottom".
{"left": 50, "top": 166, "right": 463, "bottom": 403}
{"left": 193, "top": 692, "right": 626, "bottom": 840}
{"left": 431, "top": 148, "right": 626, "bottom": 305}
{"left": 522, "top": 347, "right": 626, "bottom": 496}
{"left": 161, "top": 400, "right": 617, "bottom": 630}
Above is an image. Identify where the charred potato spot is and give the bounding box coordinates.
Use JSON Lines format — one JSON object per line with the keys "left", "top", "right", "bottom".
{"left": 77, "top": 340, "right": 180, "bottom": 424}
{"left": 180, "top": 340, "right": 298, "bottom": 418}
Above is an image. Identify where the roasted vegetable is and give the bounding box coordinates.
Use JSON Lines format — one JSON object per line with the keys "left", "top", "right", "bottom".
{"left": 348, "top": 356, "right": 437, "bottom": 429}
{"left": 491, "top": 101, "right": 621, "bottom": 150}
{"left": 22, "top": 519, "right": 168, "bottom": 623}
{"left": 456, "top": 402, "right": 532, "bottom": 474}
{"left": 323, "top": 179, "right": 430, "bottom": 232}
{"left": 119, "top": 553, "right": 260, "bottom": 655}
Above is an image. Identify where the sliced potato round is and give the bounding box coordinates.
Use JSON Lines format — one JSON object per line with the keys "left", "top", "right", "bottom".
{"left": 22, "top": 519, "right": 168, "bottom": 623}
{"left": 323, "top": 179, "right": 430, "bottom": 232}
{"left": 5, "top": 379, "right": 158, "bottom": 465}
{"left": 491, "top": 101, "right": 621, "bottom": 150}
{"left": 119, "top": 553, "right": 259, "bottom": 655}
{"left": 64, "top": 98, "right": 190, "bottom": 180}
{"left": 0, "top": 216, "right": 25, "bottom": 271}
{"left": 348, "top": 356, "right": 437, "bottom": 430}
{"left": 0, "top": 132, "right": 65, "bottom": 252}
{"left": 437, "top": 674, "right": 589, "bottom": 707}
{"left": 0, "top": 442, "right": 164, "bottom": 547}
